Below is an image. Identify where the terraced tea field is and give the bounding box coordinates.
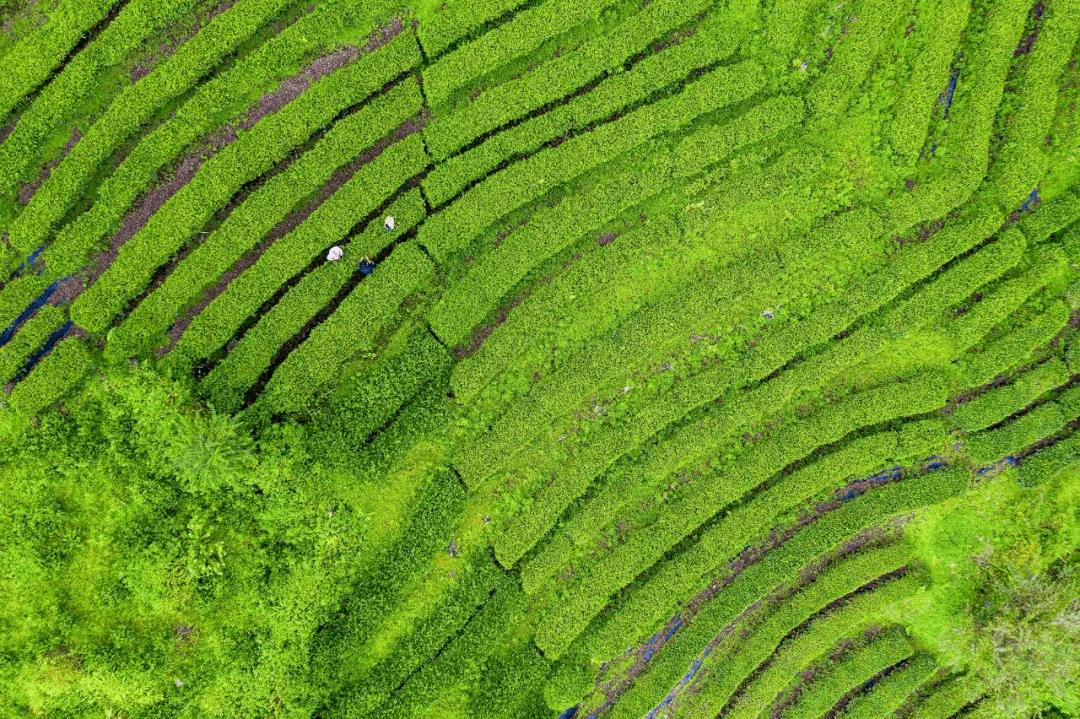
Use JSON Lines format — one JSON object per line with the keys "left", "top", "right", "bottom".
{"left": 1, "top": 0, "right": 1079, "bottom": 717}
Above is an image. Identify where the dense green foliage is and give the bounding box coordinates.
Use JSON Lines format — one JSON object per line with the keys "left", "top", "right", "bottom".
{"left": 1, "top": 0, "right": 1079, "bottom": 716}
{"left": 894, "top": 470, "right": 1080, "bottom": 718}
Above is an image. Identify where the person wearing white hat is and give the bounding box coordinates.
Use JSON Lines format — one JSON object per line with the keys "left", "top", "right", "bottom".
{"left": 384, "top": 216, "right": 396, "bottom": 232}
{"left": 326, "top": 246, "right": 343, "bottom": 262}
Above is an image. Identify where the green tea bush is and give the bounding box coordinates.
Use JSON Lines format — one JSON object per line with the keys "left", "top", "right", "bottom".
{"left": 780, "top": 628, "right": 915, "bottom": 719}
{"left": 0, "top": 304, "right": 64, "bottom": 383}
{"left": 308, "top": 328, "right": 451, "bottom": 453}
{"left": 200, "top": 191, "right": 428, "bottom": 413}
{"left": 985, "top": 1, "right": 1080, "bottom": 212}
{"left": 106, "top": 79, "right": 424, "bottom": 360}
{"left": 887, "top": 0, "right": 971, "bottom": 169}
{"left": 907, "top": 674, "right": 985, "bottom": 719}
{"left": 529, "top": 376, "right": 951, "bottom": 657}
{"left": 71, "top": 36, "right": 421, "bottom": 334}
{"left": 460, "top": 212, "right": 1018, "bottom": 522}
{"left": 0, "top": 0, "right": 200, "bottom": 195}
{"left": 429, "top": 147, "right": 673, "bottom": 346}
{"left": 838, "top": 653, "right": 939, "bottom": 719}
{"left": 7, "top": 337, "right": 91, "bottom": 416}
{"left": 667, "top": 547, "right": 921, "bottom": 718}
{"left": 422, "top": 7, "right": 747, "bottom": 205}
{"left": 329, "top": 554, "right": 503, "bottom": 718}
{"left": 524, "top": 421, "right": 946, "bottom": 599}
{"left": 416, "top": 0, "right": 531, "bottom": 57}
{"left": 421, "top": 0, "right": 619, "bottom": 108}
{"left": 582, "top": 468, "right": 968, "bottom": 667}
{"left": 448, "top": 150, "right": 825, "bottom": 407}
{"left": 1016, "top": 433, "right": 1080, "bottom": 487}
{"left": 167, "top": 135, "right": 429, "bottom": 372}
{"left": 673, "top": 94, "right": 804, "bottom": 177}
{"left": 0, "top": 0, "right": 118, "bottom": 123}
{"left": 804, "top": 2, "right": 907, "bottom": 124}
{"left": 960, "top": 299, "right": 1069, "bottom": 388}
{"left": 418, "top": 58, "right": 764, "bottom": 262}
{"left": 965, "top": 402, "right": 1066, "bottom": 467}
{"left": 883, "top": 0, "right": 1029, "bottom": 230}
{"left": 952, "top": 358, "right": 1069, "bottom": 433}
{"left": 250, "top": 242, "right": 434, "bottom": 417}
{"left": 723, "top": 575, "right": 924, "bottom": 719}
{"left": 8, "top": 0, "right": 293, "bottom": 253}
{"left": 423, "top": 0, "right": 719, "bottom": 159}
{"left": 35, "top": 0, "right": 402, "bottom": 281}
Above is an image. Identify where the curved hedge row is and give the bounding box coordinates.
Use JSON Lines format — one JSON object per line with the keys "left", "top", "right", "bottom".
{"left": 475, "top": 220, "right": 1024, "bottom": 572}
{"left": 421, "top": 0, "right": 620, "bottom": 109}
{"left": 777, "top": 628, "right": 915, "bottom": 719}
{"left": 418, "top": 58, "right": 764, "bottom": 263}
{"left": 71, "top": 34, "right": 422, "bottom": 334}
{"left": 428, "top": 145, "right": 673, "bottom": 347}
{"left": 577, "top": 467, "right": 967, "bottom": 679}
{"left": 952, "top": 358, "right": 1069, "bottom": 433}
{"left": 985, "top": 0, "right": 1080, "bottom": 211}
{"left": 6, "top": 336, "right": 91, "bottom": 417}
{"left": 0, "top": 0, "right": 200, "bottom": 200}
{"left": 27, "top": 0, "right": 400, "bottom": 282}
{"left": 249, "top": 242, "right": 434, "bottom": 418}
{"left": 447, "top": 148, "right": 826, "bottom": 409}
{"left": 201, "top": 189, "right": 427, "bottom": 412}
{"left": 722, "top": 575, "right": 924, "bottom": 719}
{"left": 423, "top": 0, "right": 723, "bottom": 159}
{"left": 907, "top": 674, "right": 985, "bottom": 719}
{"left": 8, "top": 0, "right": 293, "bottom": 254}
{"left": 165, "top": 133, "right": 429, "bottom": 372}
{"left": 836, "top": 653, "right": 938, "bottom": 719}
{"left": 415, "top": 0, "right": 530, "bottom": 58}
{"left": 647, "top": 546, "right": 919, "bottom": 719}
{"left": 530, "top": 377, "right": 951, "bottom": 658}
{"left": 421, "top": 6, "right": 749, "bottom": 207}
{"left": 0, "top": 304, "right": 65, "bottom": 384}
{"left": 105, "top": 77, "right": 425, "bottom": 360}
{"left": 0, "top": 0, "right": 120, "bottom": 125}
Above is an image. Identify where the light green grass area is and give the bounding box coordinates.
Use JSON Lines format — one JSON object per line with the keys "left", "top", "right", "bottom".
{"left": 0, "top": 0, "right": 1078, "bottom": 717}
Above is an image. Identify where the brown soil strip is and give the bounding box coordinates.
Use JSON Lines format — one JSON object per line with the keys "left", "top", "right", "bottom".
{"left": 46, "top": 276, "right": 84, "bottom": 306}
{"left": 18, "top": 126, "right": 81, "bottom": 205}
{"left": 0, "top": 122, "right": 14, "bottom": 144}
{"left": 1014, "top": 1, "right": 1045, "bottom": 56}
{"left": 131, "top": 0, "right": 238, "bottom": 81}
{"left": 240, "top": 18, "right": 404, "bottom": 130}
{"left": 453, "top": 292, "right": 529, "bottom": 359}
{"left": 159, "top": 113, "right": 425, "bottom": 355}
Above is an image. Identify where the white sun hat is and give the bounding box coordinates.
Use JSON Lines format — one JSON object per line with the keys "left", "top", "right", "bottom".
{"left": 384, "top": 215, "right": 396, "bottom": 231}
{"left": 326, "top": 246, "right": 343, "bottom": 262}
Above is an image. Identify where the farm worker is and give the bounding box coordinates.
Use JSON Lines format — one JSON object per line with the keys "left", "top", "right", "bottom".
{"left": 384, "top": 215, "right": 396, "bottom": 232}
{"left": 326, "top": 246, "right": 343, "bottom": 262}
{"left": 358, "top": 257, "right": 375, "bottom": 276}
